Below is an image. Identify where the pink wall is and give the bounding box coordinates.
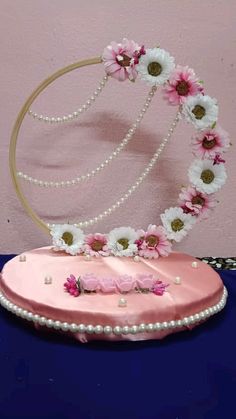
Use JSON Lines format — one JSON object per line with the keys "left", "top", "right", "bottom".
{"left": 0, "top": 0, "right": 235, "bottom": 256}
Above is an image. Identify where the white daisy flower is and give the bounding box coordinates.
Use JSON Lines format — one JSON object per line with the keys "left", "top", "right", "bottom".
{"left": 50, "top": 224, "right": 84, "bottom": 255}
{"left": 188, "top": 159, "right": 227, "bottom": 194}
{"left": 107, "top": 226, "right": 138, "bottom": 257}
{"left": 136, "top": 48, "right": 175, "bottom": 86}
{"left": 182, "top": 94, "right": 218, "bottom": 130}
{"left": 160, "top": 207, "right": 196, "bottom": 242}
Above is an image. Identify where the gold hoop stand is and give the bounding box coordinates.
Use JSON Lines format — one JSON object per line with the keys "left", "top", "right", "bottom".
{"left": 9, "top": 56, "right": 102, "bottom": 234}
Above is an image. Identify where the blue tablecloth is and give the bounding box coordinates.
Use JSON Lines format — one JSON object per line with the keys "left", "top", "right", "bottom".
{"left": 0, "top": 255, "right": 235, "bottom": 419}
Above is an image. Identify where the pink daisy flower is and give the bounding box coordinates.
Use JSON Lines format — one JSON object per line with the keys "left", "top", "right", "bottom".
{"left": 84, "top": 233, "right": 110, "bottom": 257}
{"left": 136, "top": 224, "right": 172, "bottom": 259}
{"left": 164, "top": 65, "right": 203, "bottom": 105}
{"left": 102, "top": 38, "right": 145, "bottom": 82}
{"left": 178, "top": 186, "right": 216, "bottom": 220}
{"left": 191, "top": 126, "right": 230, "bottom": 159}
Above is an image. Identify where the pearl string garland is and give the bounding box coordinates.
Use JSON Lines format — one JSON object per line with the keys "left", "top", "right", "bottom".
{"left": 28, "top": 75, "right": 109, "bottom": 123}
{"left": 17, "top": 86, "right": 157, "bottom": 187}
{"left": 47, "top": 110, "right": 181, "bottom": 229}
{"left": 0, "top": 288, "right": 227, "bottom": 335}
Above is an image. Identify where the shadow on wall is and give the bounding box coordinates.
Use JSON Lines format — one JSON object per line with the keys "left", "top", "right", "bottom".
{"left": 16, "top": 111, "right": 180, "bottom": 222}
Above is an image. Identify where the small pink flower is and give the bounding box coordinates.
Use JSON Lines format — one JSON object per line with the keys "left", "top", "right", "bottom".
{"left": 152, "top": 280, "right": 169, "bottom": 296}
{"left": 102, "top": 38, "right": 145, "bottom": 81}
{"left": 100, "top": 277, "right": 117, "bottom": 293}
{"left": 136, "top": 225, "right": 172, "bottom": 259}
{"left": 83, "top": 233, "right": 110, "bottom": 257}
{"left": 191, "top": 126, "right": 230, "bottom": 159}
{"left": 178, "top": 186, "right": 216, "bottom": 220}
{"left": 115, "top": 275, "right": 136, "bottom": 293}
{"left": 164, "top": 65, "right": 203, "bottom": 105}
{"left": 80, "top": 273, "right": 99, "bottom": 292}
{"left": 136, "top": 274, "right": 155, "bottom": 290}
{"left": 213, "top": 153, "right": 226, "bottom": 165}
{"left": 64, "top": 274, "right": 80, "bottom": 297}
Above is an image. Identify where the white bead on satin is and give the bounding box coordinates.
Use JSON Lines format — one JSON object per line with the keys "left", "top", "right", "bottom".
{"left": 28, "top": 75, "right": 109, "bottom": 123}
{"left": 17, "top": 86, "right": 157, "bottom": 187}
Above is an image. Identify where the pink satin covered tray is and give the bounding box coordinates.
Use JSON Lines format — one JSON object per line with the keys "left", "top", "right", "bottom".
{"left": 0, "top": 247, "right": 227, "bottom": 342}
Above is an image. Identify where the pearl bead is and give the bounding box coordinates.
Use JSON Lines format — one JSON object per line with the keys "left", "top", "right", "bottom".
{"left": 113, "top": 326, "right": 122, "bottom": 335}
{"left": 154, "top": 322, "right": 161, "bottom": 330}
{"left": 78, "top": 324, "right": 86, "bottom": 333}
{"left": 39, "top": 316, "right": 46, "bottom": 325}
{"left": 21, "top": 308, "right": 28, "bottom": 318}
{"left": 134, "top": 255, "right": 140, "bottom": 262}
{"left": 139, "top": 323, "right": 146, "bottom": 332}
{"left": 69, "top": 323, "right": 78, "bottom": 333}
{"left": 183, "top": 317, "right": 189, "bottom": 326}
{"left": 94, "top": 325, "right": 103, "bottom": 334}
{"left": 26, "top": 312, "right": 34, "bottom": 321}
{"left": 192, "top": 261, "right": 199, "bottom": 268}
{"left": 86, "top": 325, "right": 94, "bottom": 334}
{"left": 122, "top": 326, "right": 130, "bottom": 335}
{"left": 103, "top": 325, "right": 112, "bottom": 335}
{"left": 146, "top": 323, "right": 154, "bottom": 332}
{"left": 47, "top": 319, "right": 54, "bottom": 328}
{"left": 61, "top": 322, "right": 69, "bottom": 331}
{"left": 44, "top": 276, "right": 52, "bottom": 284}
{"left": 84, "top": 254, "right": 91, "bottom": 261}
{"left": 16, "top": 307, "right": 23, "bottom": 316}
{"left": 118, "top": 298, "right": 127, "bottom": 307}
{"left": 130, "top": 325, "right": 139, "bottom": 335}
{"left": 194, "top": 314, "right": 200, "bottom": 322}
{"left": 174, "top": 276, "right": 181, "bottom": 285}
{"left": 53, "top": 321, "right": 62, "bottom": 330}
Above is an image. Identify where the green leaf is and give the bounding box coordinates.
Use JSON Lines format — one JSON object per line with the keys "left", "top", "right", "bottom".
{"left": 211, "top": 121, "right": 217, "bottom": 129}
{"left": 199, "top": 80, "right": 204, "bottom": 84}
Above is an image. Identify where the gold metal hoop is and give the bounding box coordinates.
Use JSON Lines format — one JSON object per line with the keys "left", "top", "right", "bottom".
{"left": 9, "top": 56, "right": 102, "bottom": 234}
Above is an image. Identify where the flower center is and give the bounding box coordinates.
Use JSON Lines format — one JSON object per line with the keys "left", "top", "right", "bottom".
{"left": 176, "top": 80, "right": 189, "bottom": 96}
{"left": 91, "top": 240, "right": 104, "bottom": 252}
{"left": 192, "top": 196, "right": 205, "bottom": 206}
{"left": 117, "top": 238, "right": 129, "bottom": 250}
{"left": 192, "top": 105, "right": 206, "bottom": 120}
{"left": 147, "top": 62, "right": 162, "bottom": 76}
{"left": 201, "top": 169, "right": 215, "bottom": 184}
{"left": 171, "top": 218, "right": 184, "bottom": 232}
{"left": 146, "top": 235, "right": 159, "bottom": 247}
{"left": 117, "top": 54, "right": 131, "bottom": 67}
{"left": 62, "top": 232, "right": 73, "bottom": 246}
{"left": 202, "top": 136, "right": 217, "bottom": 149}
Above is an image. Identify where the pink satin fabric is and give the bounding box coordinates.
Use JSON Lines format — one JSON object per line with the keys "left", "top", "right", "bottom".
{"left": 0, "top": 247, "right": 224, "bottom": 342}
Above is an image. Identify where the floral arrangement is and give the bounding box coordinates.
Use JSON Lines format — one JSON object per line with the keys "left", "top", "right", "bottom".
{"left": 49, "top": 39, "right": 230, "bottom": 259}
{"left": 64, "top": 273, "right": 169, "bottom": 297}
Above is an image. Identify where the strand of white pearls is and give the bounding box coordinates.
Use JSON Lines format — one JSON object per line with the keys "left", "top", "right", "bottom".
{"left": 28, "top": 75, "right": 109, "bottom": 123}
{"left": 17, "top": 86, "right": 157, "bottom": 187}
{"left": 47, "top": 110, "right": 181, "bottom": 229}
{"left": 0, "top": 287, "right": 227, "bottom": 335}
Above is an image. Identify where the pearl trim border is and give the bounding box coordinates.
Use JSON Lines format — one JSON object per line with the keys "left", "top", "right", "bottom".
{"left": 0, "top": 287, "right": 227, "bottom": 336}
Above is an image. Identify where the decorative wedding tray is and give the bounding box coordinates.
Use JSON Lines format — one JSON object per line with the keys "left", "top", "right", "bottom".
{"left": 0, "top": 248, "right": 226, "bottom": 342}
{"left": 0, "top": 39, "right": 229, "bottom": 342}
